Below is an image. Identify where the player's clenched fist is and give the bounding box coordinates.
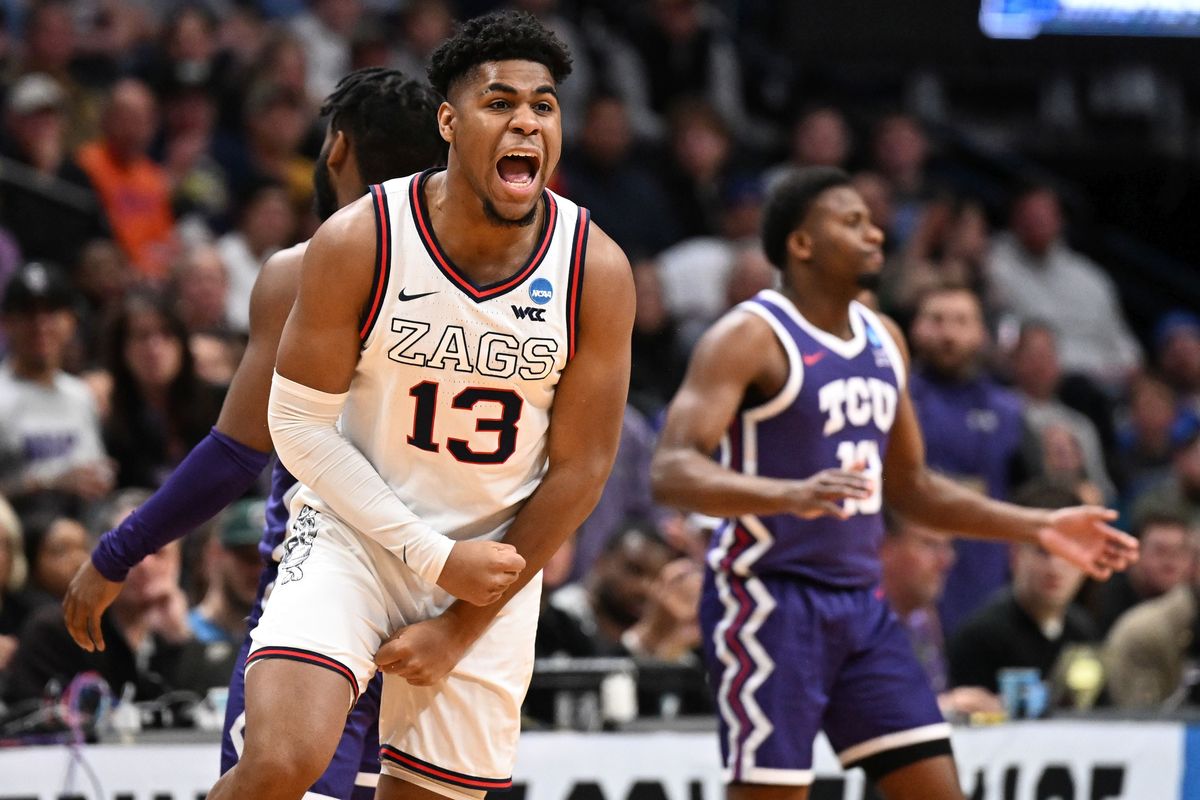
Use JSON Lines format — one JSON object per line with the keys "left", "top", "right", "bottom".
{"left": 436, "top": 540, "right": 526, "bottom": 606}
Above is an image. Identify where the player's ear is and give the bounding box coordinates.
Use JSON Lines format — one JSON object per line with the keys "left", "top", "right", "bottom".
{"left": 327, "top": 129, "right": 349, "bottom": 170}
{"left": 787, "top": 229, "right": 812, "bottom": 263}
{"left": 437, "top": 101, "right": 455, "bottom": 144}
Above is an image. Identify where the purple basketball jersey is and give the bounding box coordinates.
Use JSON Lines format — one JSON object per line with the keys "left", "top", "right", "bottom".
{"left": 709, "top": 291, "right": 905, "bottom": 588}
{"left": 223, "top": 459, "right": 382, "bottom": 798}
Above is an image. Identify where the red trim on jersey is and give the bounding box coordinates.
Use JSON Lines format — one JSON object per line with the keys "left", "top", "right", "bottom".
{"left": 409, "top": 169, "right": 558, "bottom": 303}
{"left": 359, "top": 184, "right": 392, "bottom": 342}
{"left": 380, "top": 745, "right": 513, "bottom": 790}
{"left": 246, "top": 646, "right": 360, "bottom": 704}
{"left": 566, "top": 208, "right": 590, "bottom": 361}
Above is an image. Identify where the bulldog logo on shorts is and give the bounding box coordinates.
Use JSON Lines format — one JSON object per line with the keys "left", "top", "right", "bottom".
{"left": 279, "top": 505, "right": 319, "bottom": 584}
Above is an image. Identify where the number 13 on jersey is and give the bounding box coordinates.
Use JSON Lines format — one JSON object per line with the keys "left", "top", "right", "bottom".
{"left": 834, "top": 439, "right": 882, "bottom": 515}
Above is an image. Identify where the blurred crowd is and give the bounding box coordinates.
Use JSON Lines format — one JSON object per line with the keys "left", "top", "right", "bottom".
{"left": 0, "top": 0, "right": 1198, "bottom": 732}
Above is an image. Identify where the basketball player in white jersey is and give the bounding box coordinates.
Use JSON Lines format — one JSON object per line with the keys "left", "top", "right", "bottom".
{"left": 207, "top": 11, "right": 635, "bottom": 800}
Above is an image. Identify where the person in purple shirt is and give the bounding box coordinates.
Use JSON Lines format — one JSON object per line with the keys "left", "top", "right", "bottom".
{"left": 652, "top": 166, "right": 1138, "bottom": 800}
{"left": 907, "top": 284, "right": 1026, "bottom": 634}
{"left": 59, "top": 68, "right": 448, "bottom": 800}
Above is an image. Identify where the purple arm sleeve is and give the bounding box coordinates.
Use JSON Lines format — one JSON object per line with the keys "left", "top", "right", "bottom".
{"left": 91, "top": 428, "right": 271, "bottom": 581}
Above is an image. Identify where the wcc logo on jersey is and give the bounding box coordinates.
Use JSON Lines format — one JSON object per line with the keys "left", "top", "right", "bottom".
{"left": 513, "top": 278, "right": 554, "bottom": 321}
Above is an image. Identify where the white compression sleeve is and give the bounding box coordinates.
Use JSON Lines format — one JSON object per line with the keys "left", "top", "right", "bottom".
{"left": 267, "top": 370, "right": 454, "bottom": 584}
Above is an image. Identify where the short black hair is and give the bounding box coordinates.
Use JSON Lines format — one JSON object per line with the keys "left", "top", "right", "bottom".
{"left": 427, "top": 10, "right": 572, "bottom": 100}
{"left": 761, "top": 166, "right": 852, "bottom": 270}
{"left": 320, "top": 67, "right": 447, "bottom": 184}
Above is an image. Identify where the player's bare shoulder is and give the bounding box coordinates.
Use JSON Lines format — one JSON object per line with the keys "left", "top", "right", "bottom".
{"left": 577, "top": 221, "right": 635, "bottom": 320}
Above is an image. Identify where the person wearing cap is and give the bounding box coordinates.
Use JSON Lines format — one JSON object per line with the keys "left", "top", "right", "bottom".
{"left": 0, "top": 261, "right": 113, "bottom": 508}
{"left": 0, "top": 72, "right": 110, "bottom": 268}
{"left": 188, "top": 499, "right": 266, "bottom": 647}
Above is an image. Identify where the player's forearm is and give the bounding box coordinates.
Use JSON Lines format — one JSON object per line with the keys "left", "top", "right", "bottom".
{"left": 650, "top": 446, "right": 795, "bottom": 518}
{"left": 887, "top": 469, "right": 1048, "bottom": 544}
{"left": 267, "top": 371, "right": 454, "bottom": 584}
{"left": 442, "top": 457, "right": 611, "bottom": 640}
{"left": 91, "top": 428, "right": 270, "bottom": 581}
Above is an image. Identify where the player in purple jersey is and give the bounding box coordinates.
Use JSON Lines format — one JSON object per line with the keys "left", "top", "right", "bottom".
{"left": 60, "top": 68, "right": 448, "bottom": 800}
{"left": 651, "top": 166, "right": 1139, "bottom": 800}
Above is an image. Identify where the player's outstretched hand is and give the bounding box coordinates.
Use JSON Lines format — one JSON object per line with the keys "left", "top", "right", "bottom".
{"left": 375, "top": 614, "right": 470, "bottom": 686}
{"left": 63, "top": 560, "right": 122, "bottom": 652}
{"left": 1037, "top": 506, "right": 1139, "bottom": 580}
{"left": 786, "top": 468, "right": 874, "bottom": 519}
{"left": 436, "top": 540, "right": 525, "bottom": 606}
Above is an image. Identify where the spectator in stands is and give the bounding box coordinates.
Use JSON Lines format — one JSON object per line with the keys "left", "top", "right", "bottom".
{"left": 884, "top": 197, "right": 990, "bottom": 326}
{"left": 0, "top": 496, "right": 27, "bottom": 671}
{"left": 0, "top": 72, "right": 109, "bottom": 270}
{"left": 559, "top": 92, "right": 681, "bottom": 257}
{"left": 17, "top": 509, "right": 89, "bottom": 609}
{"left": 18, "top": 0, "right": 102, "bottom": 149}
{"left": 1113, "top": 373, "right": 1199, "bottom": 502}
{"left": 101, "top": 290, "right": 224, "bottom": 490}
{"left": 76, "top": 79, "right": 177, "bottom": 280}
{"left": 170, "top": 243, "right": 231, "bottom": 335}
{"left": 236, "top": 83, "right": 315, "bottom": 224}
{"left": 871, "top": 113, "right": 932, "bottom": 247}
{"left": 1104, "top": 546, "right": 1200, "bottom": 710}
{"left": 216, "top": 179, "right": 295, "bottom": 333}
{"left": 658, "top": 99, "right": 733, "bottom": 240}
{"left": 3, "top": 508, "right": 194, "bottom": 706}
{"left": 623, "top": 0, "right": 762, "bottom": 146}
{"left": 1132, "top": 426, "right": 1200, "bottom": 530}
{"left": 1155, "top": 310, "right": 1200, "bottom": 416}
{"left": 157, "top": 76, "right": 232, "bottom": 234}
{"left": 628, "top": 260, "right": 687, "bottom": 419}
{"left": 988, "top": 185, "right": 1141, "bottom": 390}
{"left": 1008, "top": 321, "right": 1116, "bottom": 502}
{"left": 551, "top": 520, "right": 687, "bottom": 658}
{"left": 570, "top": 405, "right": 665, "bottom": 583}
{"left": 289, "top": 0, "right": 362, "bottom": 103}
{"left": 391, "top": 0, "right": 456, "bottom": 100}
{"left": 908, "top": 284, "right": 1025, "bottom": 634}
{"left": 189, "top": 499, "right": 265, "bottom": 647}
{"left": 723, "top": 245, "right": 776, "bottom": 308}
{"left": 764, "top": 106, "right": 852, "bottom": 188}
{"left": 0, "top": 263, "right": 112, "bottom": 509}
{"left": 948, "top": 481, "right": 1100, "bottom": 695}
{"left": 880, "top": 512, "right": 1002, "bottom": 718}
{"left": 1090, "top": 512, "right": 1195, "bottom": 635}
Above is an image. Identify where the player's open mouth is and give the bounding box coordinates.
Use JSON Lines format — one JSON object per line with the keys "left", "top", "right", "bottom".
{"left": 497, "top": 152, "right": 540, "bottom": 188}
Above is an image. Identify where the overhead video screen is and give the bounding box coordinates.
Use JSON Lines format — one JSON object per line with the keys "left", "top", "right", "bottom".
{"left": 980, "top": 0, "right": 1200, "bottom": 38}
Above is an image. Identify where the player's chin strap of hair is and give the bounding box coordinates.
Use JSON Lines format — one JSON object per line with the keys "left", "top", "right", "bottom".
{"left": 267, "top": 370, "right": 454, "bottom": 585}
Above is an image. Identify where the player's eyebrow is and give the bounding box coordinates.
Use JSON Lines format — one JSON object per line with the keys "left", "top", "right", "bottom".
{"left": 481, "top": 82, "right": 558, "bottom": 99}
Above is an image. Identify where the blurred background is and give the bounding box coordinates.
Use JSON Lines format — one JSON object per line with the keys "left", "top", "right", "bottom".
{"left": 0, "top": 0, "right": 1199, "bottom": 787}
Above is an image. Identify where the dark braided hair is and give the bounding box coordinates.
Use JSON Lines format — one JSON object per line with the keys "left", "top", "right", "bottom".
{"left": 427, "top": 10, "right": 572, "bottom": 100}
{"left": 319, "top": 67, "right": 447, "bottom": 184}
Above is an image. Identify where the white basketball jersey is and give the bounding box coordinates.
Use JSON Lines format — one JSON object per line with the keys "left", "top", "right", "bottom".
{"left": 296, "top": 169, "right": 589, "bottom": 542}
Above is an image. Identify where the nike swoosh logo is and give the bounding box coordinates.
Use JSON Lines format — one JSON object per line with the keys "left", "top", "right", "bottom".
{"left": 802, "top": 351, "right": 826, "bottom": 367}
{"left": 398, "top": 289, "right": 438, "bottom": 302}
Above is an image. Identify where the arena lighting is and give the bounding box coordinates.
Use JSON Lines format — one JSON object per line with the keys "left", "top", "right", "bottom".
{"left": 981, "top": 0, "right": 1200, "bottom": 38}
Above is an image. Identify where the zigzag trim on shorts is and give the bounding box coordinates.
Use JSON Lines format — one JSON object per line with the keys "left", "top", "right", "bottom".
{"left": 246, "top": 646, "right": 360, "bottom": 705}
{"left": 380, "top": 744, "right": 513, "bottom": 791}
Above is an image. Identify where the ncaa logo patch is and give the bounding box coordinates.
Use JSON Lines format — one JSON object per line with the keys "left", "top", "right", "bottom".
{"left": 529, "top": 278, "right": 554, "bottom": 305}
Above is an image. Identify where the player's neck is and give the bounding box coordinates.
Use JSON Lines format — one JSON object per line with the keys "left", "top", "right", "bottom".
{"left": 780, "top": 279, "right": 856, "bottom": 341}
{"left": 425, "top": 169, "right": 546, "bottom": 279}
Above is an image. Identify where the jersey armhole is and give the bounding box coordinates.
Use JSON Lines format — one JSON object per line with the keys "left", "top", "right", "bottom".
{"left": 565, "top": 208, "right": 590, "bottom": 361}
{"left": 358, "top": 183, "right": 392, "bottom": 345}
